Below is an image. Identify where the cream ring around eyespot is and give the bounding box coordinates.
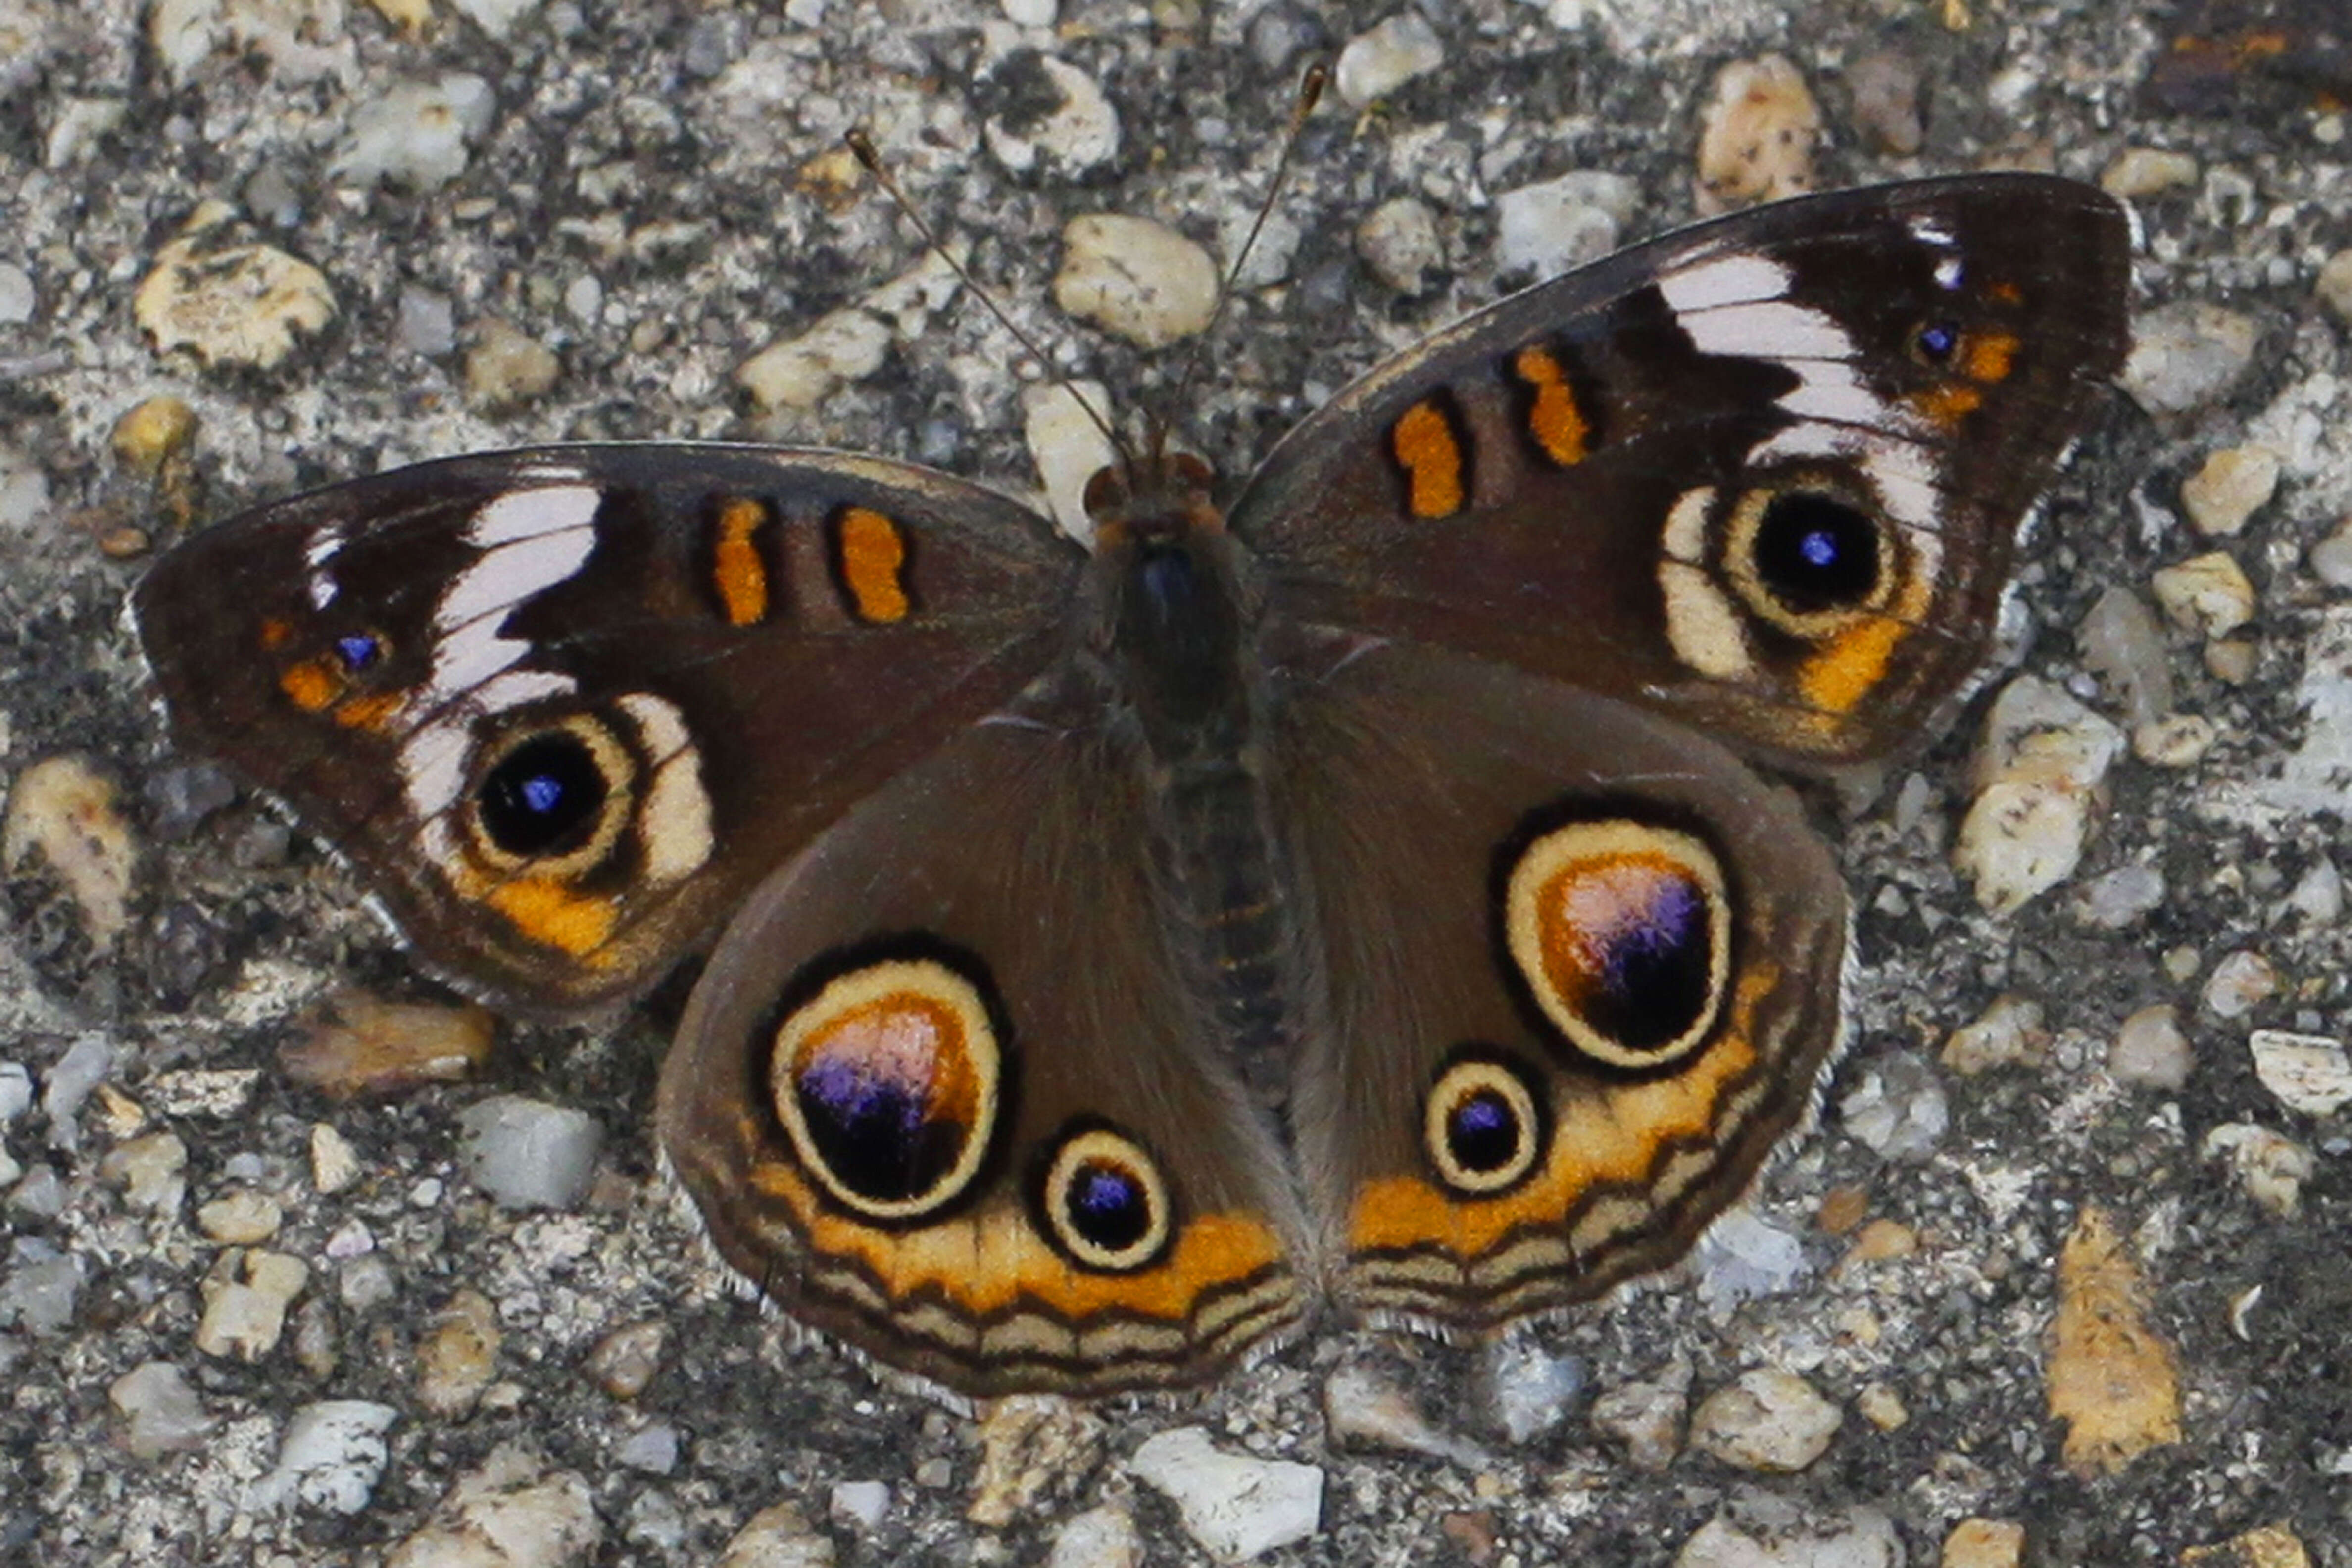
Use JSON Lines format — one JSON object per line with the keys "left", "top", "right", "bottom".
{"left": 1503, "top": 819, "right": 1733, "bottom": 1071}
{"left": 769, "top": 958, "right": 1001, "bottom": 1223}
{"left": 1423, "top": 1057, "right": 1544, "bottom": 1196}
{"left": 1038, "top": 1127, "right": 1173, "bottom": 1273}
{"left": 1720, "top": 481, "right": 1901, "bottom": 639}
{"left": 462, "top": 713, "right": 636, "bottom": 878}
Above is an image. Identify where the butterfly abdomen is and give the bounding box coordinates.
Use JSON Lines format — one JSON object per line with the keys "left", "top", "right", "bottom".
{"left": 1148, "top": 750, "right": 1298, "bottom": 1112}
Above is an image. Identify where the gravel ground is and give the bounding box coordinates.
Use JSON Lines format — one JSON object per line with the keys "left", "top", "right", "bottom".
{"left": 3, "top": 1, "right": 2351, "bottom": 1564}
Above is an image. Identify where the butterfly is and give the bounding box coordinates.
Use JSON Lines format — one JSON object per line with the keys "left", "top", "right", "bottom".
{"left": 134, "top": 173, "right": 2130, "bottom": 1399}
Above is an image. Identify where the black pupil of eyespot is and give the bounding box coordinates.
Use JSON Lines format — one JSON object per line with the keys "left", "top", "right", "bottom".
{"left": 1917, "top": 322, "right": 1957, "bottom": 360}
{"left": 1753, "top": 493, "right": 1880, "bottom": 613}
{"left": 335, "top": 633, "right": 380, "bottom": 671}
{"left": 796, "top": 1060, "right": 961, "bottom": 1206}
{"left": 1067, "top": 1160, "right": 1150, "bottom": 1252}
{"left": 1590, "top": 876, "right": 1713, "bottom": 1055}
{"left": 1448, "top": 1088, "right": 1520, "bottom": 1173}
{"left": 478, "top": 732, "right": 606, "bottom": 856}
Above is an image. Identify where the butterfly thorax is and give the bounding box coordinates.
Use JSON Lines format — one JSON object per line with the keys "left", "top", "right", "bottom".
{"left": 1085, "top": 453, "right": 1298, "bottom": 1111}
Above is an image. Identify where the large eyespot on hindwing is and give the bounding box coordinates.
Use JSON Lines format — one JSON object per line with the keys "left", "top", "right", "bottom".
{"left": 767, "top": 955, "right": 1005, "bottom": 1223}
{"left": 1499, "top": 812, "right": 1734, "bottom": 1072}
{"left": 1421, "top": 1052, "right": 1547, "bottom": 1197}
{"left": 1031, "top": 1123, "right": 1174, "bottom": 1274}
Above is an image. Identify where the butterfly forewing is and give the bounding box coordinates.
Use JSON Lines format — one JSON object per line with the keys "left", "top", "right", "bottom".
{"left": 1230, "top": 173, "right": 2131, "bottom": 768}
{"left": 135, "top": 444, "right": 1083, "bottom": 1011}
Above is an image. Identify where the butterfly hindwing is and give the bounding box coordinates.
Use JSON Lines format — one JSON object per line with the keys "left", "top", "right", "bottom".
{"left": 655, "top": 672, "right": 1308, "bottom": 1398}
{"left": 1262, "top": 631, "right": 1848, "bottom": 1324}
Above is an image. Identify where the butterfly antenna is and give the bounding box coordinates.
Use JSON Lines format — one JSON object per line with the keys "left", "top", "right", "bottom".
{"left": 845, "top": 129, "right": 1128, "bottom": 465}
{"left": 1152, "top": 62, "right": 1327, "bottom": 461}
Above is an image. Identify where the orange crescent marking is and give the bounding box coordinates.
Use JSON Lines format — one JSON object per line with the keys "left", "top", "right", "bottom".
{"left": 750, "top": 1158, "right": 1286, "bottom": 1319}
{"left": 1348, "top": 965, "right": 1776, "bottom": 1255}
{"left": 486, "top": 877, "right": 619, "bottom": 960}
{"left": 1797, "top": 613, "right": 1907, "bottom": 715}
{"left": 1512, "top": 346, "right": 1591, "bottom": 466}
{"left": 1391, "top": 401, "right": 1467, "bottom": 519}
{"left": 712, "top": 496, "right": 771, "bottom": 626}
{"left": 836, "top": 507, "right": 911, "bottom": 624}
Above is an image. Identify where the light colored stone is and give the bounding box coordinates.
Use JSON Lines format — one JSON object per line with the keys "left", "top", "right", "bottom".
{"left": 829, "top": 1480, "right": 889, "bottom": 1530}
{"left": 2181, "top": 1525, "right": 2313, "bottom": 1568}
{"left": 135, "top": 202, "right": 336, "bottom": 370}
{"left": 456, "top": 1095, "right": 603, "bottom": 1210}
{"left": 2247, "top": 1030, "right": 2352, "bottom": 1116}
{"left": 2317, "top": 249, "right": 2352, "bottom": 326}
{"left": 1128, "top": 1426, "right": 1323, "bottom": 1561}
{"left": 281, "top": 991, "right": 496, "bottom": 1098}
{"left": 2205, "top": 1122, "right": 2315, "bottom": 1217}
{"left": 2100, "top": 147, "right": 2198, "bottom": 197}
{"left": 1855, "top": 1383, "right": 1908, "bottom": 1431}
{"left": 1054, "top": 214, "right": 1218, "bottom": 350}
{"left": 1325, "top": 1357, "right": 1493, "bottom": 1467}
{"left": 1023, "top": 379, "right": 1119, "bottom": 541}
{"left": 1589, "top": 1359, "right": 1690, "bottom": 1470}
{"left": 1333, "top": 12, "right": 1443, "bottom": 106}
{"left": 386, "top": 1443, "right": 603, "bottom": 1568}
{"left": 967, "top": 1394, "right": 1104, "bottom": 1528}
{"left": 1674, "top": 1495, "right": 1900, "bottom": 1567}
{"left": 1694, "top": 54, "right": 1820, "bottom": 214}
{"left": 2120, "top": 301, "right": 2259, "bottom": 417}
{"left": 250, "top": 1400, "right": 400, "bottom": 1515}
{"left": 1485, "top": 1338, "right": 1584, "bottom": 1445}
{"left": 310, "top": 1124, "right": 361, "bottom": 1194}
{"left": 2109, "top": 1004, "right": 2193, "bottom": 1091}
{"left": 1847, "top": 49, "right": 1921, "bottom": 154}
{"left": 448, "top": 0, "right": 541, "bottom": 38}
{"left": 1494, "top": 171, "right": 1638, "bottom": 278}
{"left": 1048, "top": 1505, "right": 1142, "bottom": 1568}
{"left": 1356, "top": 196, "right": 1443, "bottom": 295}
{"left": 197, "top": 1190, "right": 284, "bottom": 1245}
{"left": 1943, "top": 995, "right": 2048, "bottom": 1075}
{"left": 2, "top": 753, "right": 135, "bottom": 951}
{"left": 737, "top": 305, "right": 887, "bottom": 412}
{"left": 712, "top": 1502, "right": 835, "bottom": 1568}
{"left": 2049, "top": 1206, "right": 2181, "bottom": 1477}
{"left": 2205, "top": 636, "right": 2257, "bottom": 684}
{"left": 583, "top": 1318, "right": 667, "bottom": 1399}
{"left": 2133, "top": 713, "right": 2218, "bottom": 767}
{"left": 984, "top": 55, "right": 1119, "bottom": 178}
{"left": 2181, "top": 446, "right": 2281, "bottom": 537}
{"left": 2307, "top": 513, "right": 2352, "bottom": 588}
{"left": 109, "top": 1362, "right": 217, "bottom": 1460}
{"left": 2203, "top": 949, "right": 2277, "bottom": 1019}
{"left": 1941, "top": 1517, "right": 2026, "bottom": 1568}
{"left": 1839, "top": 1052, "right": 1948, "bottom": 1161}
{"left": 465, "top": 317, "right": 562, "bottom": 409}
{"left": 99, "top": 1130, "right": 189, "bottom": 1213}
{"left": 2078, "top": 584, "right": 2172, "bottom": 726}
{"left": 1688, "top": 1368, "right": 1842, "bottom": 1473}
{"left": 417, "top": 1289, "right": 502, "bottom": 1418}
{"left": 196, "top": 1249, "right": 310, "bottom": 1362}
{"left": 332, "top": 73, "right": 495, "bottom": 192}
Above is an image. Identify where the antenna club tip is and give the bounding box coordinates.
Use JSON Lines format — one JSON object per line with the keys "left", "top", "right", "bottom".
{"left": 845, "top": 128, "right": 882, "bottom": 170}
